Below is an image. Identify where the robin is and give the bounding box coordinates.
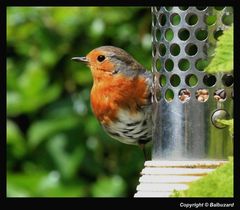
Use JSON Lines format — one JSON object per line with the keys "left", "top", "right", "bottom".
{"left": 72, "top": 46, "right": 153, "bottom": 159}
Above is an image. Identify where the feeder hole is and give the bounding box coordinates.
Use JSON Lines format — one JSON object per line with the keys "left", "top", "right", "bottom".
{"left": 170, "top": 43, "right": 180, "bottom": 56}
{"left": 159, "top": 43, "right": 167, "bottom": 56}
{"left": 196, "top": 89, "right": 209, "bottom": 102}
{"left": 165, "top": 28, "right": 174, "bottom": 41}
{"left": 203, "top": 74, "right": 217, "bottom": 87}
{"left": 222, "top": 14, "right": 233, "bottom": 26}
{"left": 185, "top": 43, "right": 198, "bottom": 56}
{"left": 159, "top": 13, "right": 167, "bottom": 26}
{"left": 185, "top": 13, "right": 198, "bottom": 26}
{"left": 222, "top": 74, "right": 234, "bottom": 87}
{"left": 170, "top": 74, "right": 181, "bottom": 87}
{"left": 205, "top": 15, "right": 217, "bottom": 25}
{"left": 195, "top": 59, "right": 209, "bottom": 71}
{"left": 156, "top": 59, "right": 162, "bottom": 71}
{"left": 214, "top": 89, "right": 227, "bottom": 102}
{"left": 195, "top": 29, "right": 208, "bottom": 41}
{"left": 186, "top": 74, "right": 198, "bottom": 87}
{"left": 165, "top": 89, "right": 174, "bottom": 102}
{"left": 165, "top": 59, "right": 174, "bottom": 71}
{"left": 178, "top": 59, "right": 190, "bottom": 71}
{"left": 178, "top": 28, "right": 190, "bottom": 41}
{"left": 179, "top": 89, "right": 191, "bottom": 103}
{"left": 155, "top": 29, "right": 162, "bottom": 41}
{"left": 170, "top": 13, "right": 181, "bottom": 25}
{"left": 159, "top": 74, "right": 167, "bottom": 87}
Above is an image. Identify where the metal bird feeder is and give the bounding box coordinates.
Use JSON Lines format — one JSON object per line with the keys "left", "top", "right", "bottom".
{"left": 135, "top": 6, "right": 233, "bottom": 197}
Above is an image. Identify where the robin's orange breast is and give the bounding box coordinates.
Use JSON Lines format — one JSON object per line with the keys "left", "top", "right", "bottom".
{"left": 90, "top": 73, "right": 149, "bottom": 126}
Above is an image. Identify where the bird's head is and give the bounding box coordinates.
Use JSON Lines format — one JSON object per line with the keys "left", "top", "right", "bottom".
{"left": 71, "top": 46, "right": 145, "bottom": 79}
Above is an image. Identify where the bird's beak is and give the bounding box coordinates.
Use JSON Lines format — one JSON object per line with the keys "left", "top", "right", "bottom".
{"left": 71, "top": 56, "right": 89, "bottom": 64}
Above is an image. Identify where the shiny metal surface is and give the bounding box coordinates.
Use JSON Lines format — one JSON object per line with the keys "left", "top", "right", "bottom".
{"left": 151, "top": 7, "right": 233, "bottom": 160}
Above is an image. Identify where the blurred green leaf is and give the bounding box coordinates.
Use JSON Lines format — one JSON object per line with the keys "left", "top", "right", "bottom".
{"left": 47, "top": 134, "right": 85, "bottom": 180}
{"left": 72, "top": 67, "right": 93, "bottom": 86}
{"left": 7, "top": 119, "right": 26, "bottom": 158}
{"left": 27, "top": 116, "right": 79, "bottom": 149}
{"left": 7, "top": 171, "right": 86, "bottom": 197}
{"left": 7, "top": 84, "right": 61, "bottom": 115}
{"left": 90, "top": 18, "right": 105, "bottom": 37}
{"left": 84, "top": 115, "right": 101, "bottom": 136}
{"left": 18, "top": 62, "right": 48, "bottom": 94}
{"left": 205, "top": 26, "right": 233, "bottom": 73}
{"left": 217, "top": 119, "right": 233, "bottom": 136}
{"left": 91, "top": 175, "right": 126, "bottom": 197}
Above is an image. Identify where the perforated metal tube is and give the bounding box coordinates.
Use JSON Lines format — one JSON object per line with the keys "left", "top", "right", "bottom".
{"left": 151, "top": 7, "right": 233, "bottom": 160}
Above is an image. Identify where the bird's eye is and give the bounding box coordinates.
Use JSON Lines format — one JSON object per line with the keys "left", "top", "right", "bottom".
{"left": 97, "top": 55, "right": 105, "bottom": 62}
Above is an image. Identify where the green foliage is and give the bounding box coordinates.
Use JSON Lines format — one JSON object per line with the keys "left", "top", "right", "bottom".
{"left": 217, "top": 119, "right": 233, "bottom": 136}
{"left": 7, "top": 7, "right": 151, "bottom": 197}
{"left": 7, "top": 120, "right": 26, "bottom": 159}
{"left": 171, "top": 158, "right": 233, "bottom": 197}
{"left": 205, "top": 26, "right": 233, "bottom": 73}
{"left": 204, "top": 24, "right": 234, "bottom": 139}
{"left": 91, "top": 175, "right": 126, "bottom": 197}
{"left": 27, "top": 116, "right": 80, "bottom": 149}
{"left": 7, "top": 171, "right": 86, "bottom": 197}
